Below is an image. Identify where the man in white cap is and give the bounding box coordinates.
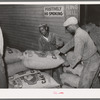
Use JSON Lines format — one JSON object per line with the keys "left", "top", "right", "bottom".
{"left": 59, "top": 16, "right": 100, "bottom": 88}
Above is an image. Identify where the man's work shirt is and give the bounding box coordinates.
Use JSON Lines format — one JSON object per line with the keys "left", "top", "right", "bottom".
{"left": 74, "top": 27, "right": 97, "bottom": 60}
{"left": 60, "top": 27, "right": 97, "bottom": 68}
{"left": 38, "top": 32, "right": 62, "bottom": 51}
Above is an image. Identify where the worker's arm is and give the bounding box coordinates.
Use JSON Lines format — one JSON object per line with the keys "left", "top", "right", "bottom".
{"left": 59, "top": 38, "right": 74, "bottom": 54}
{"left": 70, "top": 36, "right": 84, "bottom": 68}
{"left": 55, "top": 34, "right": 64, "bottom": 48}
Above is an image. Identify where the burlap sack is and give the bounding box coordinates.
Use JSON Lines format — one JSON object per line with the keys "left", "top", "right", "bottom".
{"left": 20, "top": 50, "right": 64, "bottom": 69}
{"left": 62, "top": 85, "right": 73, "bottom": 88}
{"left": 60, "top": 73, "right": 80, "bottom": 88}
{"left": 7, "top": 61, "right": 28, "bottom": 77}
{"left": 9, "top": 70, "right": 60, "bottom": 88}
{"left": 4, "top": 47, "right": 22, "bottom": 64}
{"left": 65, "top": 51, "right": 84, "bottom": 76}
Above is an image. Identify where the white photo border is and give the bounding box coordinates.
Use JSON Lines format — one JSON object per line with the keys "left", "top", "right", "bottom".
{"left": 0, "top": 1, "right": 100, "bottom": 99}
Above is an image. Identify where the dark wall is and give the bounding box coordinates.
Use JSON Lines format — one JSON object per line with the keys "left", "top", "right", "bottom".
{"left": 87, "top": 5, "right": 100, "bottom": 26}
{"left": 0, "top": 5, "right": 40, "bottom": 51}
{"left": 80, "top": 5, "right": 100, "bottom": 26}
{"left": 0, "top": 5, "right": 72, "bottom": 51}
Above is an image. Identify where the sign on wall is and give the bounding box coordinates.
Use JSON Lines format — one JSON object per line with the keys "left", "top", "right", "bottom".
{"left": 66, "top": 5, "right": 80, "bottom": 21}
{"left": 44, "top": 6, "right": 64, "bottom": 17}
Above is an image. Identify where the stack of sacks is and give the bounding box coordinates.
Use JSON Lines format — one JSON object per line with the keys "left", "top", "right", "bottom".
{"left": 60, "top": 51, "right": 84, "bottom": 88}
{"left": 81, "top": 23, "right": 96, "bottom": 33}
{"left": 81, "top": 23, "right": 100, "bottom": 54}
{"left": 20, "top": 50, "right": 65, "bottom": 70}
{"left": 9, "top": 69, "right": 60, "bottom": 88}
{"left": 5, "top": 48, "right": 62, "bottom": 88}
{"left": 4, "top": 47, "right": 28, "bottom": 77}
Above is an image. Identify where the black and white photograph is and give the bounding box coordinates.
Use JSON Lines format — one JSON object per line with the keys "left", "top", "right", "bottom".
{"left": 0, "top": 1, "right": 100, "bottom": 92}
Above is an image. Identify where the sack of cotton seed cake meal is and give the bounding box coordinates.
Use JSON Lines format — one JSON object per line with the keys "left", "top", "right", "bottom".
{"left": 4, "top": 47, "right": 22, "bottom": 64}
{"left": 9, "top": 69, "right": 60, "bottom": 88}
{"left": 60, "top": 73, "right": 80, "bottom": 88}
{"left": 65, "top": 51, "right": 84, "bottom": 76}
{"left": 62, "top": 84, "right": 73, "bottom": 88}
{"left": 20, "top": 50, "right": 65, "bottom": 69}
{"left": 7, "top": 61, "right": 28, "bottom": 77}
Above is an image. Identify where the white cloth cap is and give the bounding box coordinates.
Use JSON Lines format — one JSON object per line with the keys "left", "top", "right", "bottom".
{"left": 63, "top": 17, "right": 78, "bottom": 27}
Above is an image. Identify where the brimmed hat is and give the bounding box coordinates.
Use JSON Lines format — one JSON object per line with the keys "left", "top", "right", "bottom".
{"left": 38, "top": 24, "right": 47, "bottom": 28}
{"left": 63, "top": 17, "right": 78, "bottom": 27}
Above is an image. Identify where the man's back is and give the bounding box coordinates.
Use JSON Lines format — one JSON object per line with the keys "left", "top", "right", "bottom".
{"left": 75, "top": 27, "right": 97, "bottom": 60}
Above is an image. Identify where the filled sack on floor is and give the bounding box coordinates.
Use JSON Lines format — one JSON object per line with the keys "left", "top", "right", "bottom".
{"left": 64, "top": 51, "right": 83, "bottom": 76}
{"left": 9, "top": 69, "right": 60, "bottom": 88}
{"left": 7, "top": 61, "right": 28, "bottom": 77}
{"left": 62, "top": 85, "right": 73, "bottom": 88}
{"left": 4, "top": 47, "right": 22, "bottom": 64}
{"left": 20, "top": 50, "right": 65, "bottom": 69}
{"left": 60, "top": 73, "right": 80, "bottom": 88}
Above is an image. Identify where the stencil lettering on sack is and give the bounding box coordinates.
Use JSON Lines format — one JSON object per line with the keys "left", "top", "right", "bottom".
{"left": 38, "top": 72, "right": 46, "bottom": 84}
{"left": 21, "top": 74, "right": 38, "bottom": 85}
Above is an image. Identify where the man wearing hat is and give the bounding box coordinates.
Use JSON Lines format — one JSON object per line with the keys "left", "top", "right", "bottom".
{"left": 59, "top": 17, "right": 100, "bottom": 88}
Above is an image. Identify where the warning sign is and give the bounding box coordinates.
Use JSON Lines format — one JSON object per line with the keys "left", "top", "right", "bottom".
{"left": 44, "top": 6, "right": 64, "bottom": 17}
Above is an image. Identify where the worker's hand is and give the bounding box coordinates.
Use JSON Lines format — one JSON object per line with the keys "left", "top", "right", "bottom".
{"left": 35, "top": 51, "right": 47, "bottom": 57}
{"left": 62, "top": 61, "right": 69, "bottom": 67}
{"left": 54, "top": 50, "right": 60, "bottom": 55}
{"left": 52, "top": 55, "right": 57, "bottom": 59}
{"left": 56, "top": 43, "right": 63, "bottom": 48}
{"left": 56, "top": 41, "right": 64, "bottom": 48}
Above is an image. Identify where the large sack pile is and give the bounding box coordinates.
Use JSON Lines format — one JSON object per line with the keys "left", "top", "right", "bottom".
{"left": 81, "top": 23, "right": 100, "bottom": 54}
{"left": 20, "top": 50, "right": 65, "bottom": 69}
{"left": 4, "top": 47, "right": 62, "bottom": 88}
{"left": 9, "top": 69, "right": 60, "bottom": 88}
